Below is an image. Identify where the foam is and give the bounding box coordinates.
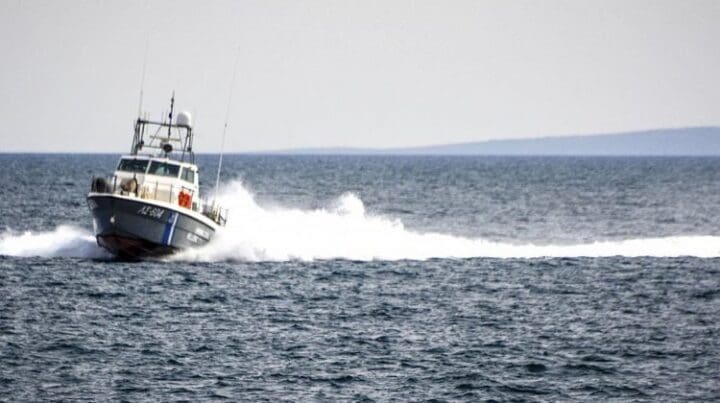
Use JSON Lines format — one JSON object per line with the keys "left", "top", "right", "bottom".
{"left": 0, "top": 225, "right": 108, "bottom": 259}
{"left": 171, "top": 181, "right": 720, "bottom": 262}
{"left": 3, "top": 181, "right": 718, "bottom": 261}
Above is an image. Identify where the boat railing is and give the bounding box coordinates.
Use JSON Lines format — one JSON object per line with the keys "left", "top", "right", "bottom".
{"left": 202, "top": 203, "right": 228, "bottom": 226}
{"left": 89, "top": 176, "right": 227, "bottom": 226}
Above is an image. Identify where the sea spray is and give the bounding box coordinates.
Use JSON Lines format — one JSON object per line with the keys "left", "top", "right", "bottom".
{"left": 171, "top": 181, "right": 720, "bottom": 262}
{"left": 0, "top": 225, "right": 108, "bottom": 259}
{"left": 2, "top": 181, "right": 719, "bottom": 260}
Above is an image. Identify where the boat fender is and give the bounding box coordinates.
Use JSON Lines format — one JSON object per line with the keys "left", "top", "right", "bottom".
{"left": 92, "top": 177, "right": 108, "bottom": 193}
{"left": 178, "top": 191, "right": 192, "bottom": 209}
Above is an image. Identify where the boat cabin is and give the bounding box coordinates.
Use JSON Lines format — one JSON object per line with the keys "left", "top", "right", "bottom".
{"left": 112, "top": 155, "right": 200, "bottom": 211}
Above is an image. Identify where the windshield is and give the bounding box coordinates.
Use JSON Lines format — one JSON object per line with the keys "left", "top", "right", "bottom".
{"left": 117, "top": 159, "right": 149, "bottom": 173}
{"left": 148, "top": 161, "right": 180, "bottom": 178}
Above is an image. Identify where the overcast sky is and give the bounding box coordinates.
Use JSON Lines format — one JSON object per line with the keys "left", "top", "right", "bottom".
{"left": 1, "top": 0, "right": 719, "bottom": 152}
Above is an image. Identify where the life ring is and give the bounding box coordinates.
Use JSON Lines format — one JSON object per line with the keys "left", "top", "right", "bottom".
{"left": 178, "top": 191, "right": 192, "bottom": 208}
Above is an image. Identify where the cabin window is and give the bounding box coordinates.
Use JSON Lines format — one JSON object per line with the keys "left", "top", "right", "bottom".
{"left": 117, "top": 159, "right": 149, "bottom": 173}
{"left": 148, "top": 161, "right": 180, "bottom": 178}
{"left": 181, "top": 168, "right": 195, "bottom": 184}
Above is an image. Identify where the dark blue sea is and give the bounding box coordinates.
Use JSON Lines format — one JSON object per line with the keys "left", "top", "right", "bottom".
{"left": 1, "top": 154, "right": 719, "bottom": 401}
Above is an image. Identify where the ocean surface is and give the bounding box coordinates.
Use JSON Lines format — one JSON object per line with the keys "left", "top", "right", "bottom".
{"left": 1, "top": 154, "right": 719, "bottom": 401}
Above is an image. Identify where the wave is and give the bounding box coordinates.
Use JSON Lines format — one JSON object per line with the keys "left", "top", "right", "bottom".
{"left": 172, "top": 181, "right": 720, "bottom": 261}
{"left": 0, "top": 225, "right": 108, "bottom": 259}
{"left": 2, "top": 181, "right": 719, "bottom": 261}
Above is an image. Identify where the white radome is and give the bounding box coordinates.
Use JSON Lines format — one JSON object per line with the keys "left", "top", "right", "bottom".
{"left": 176, "top": 111, "right": 192, "bottom": 128}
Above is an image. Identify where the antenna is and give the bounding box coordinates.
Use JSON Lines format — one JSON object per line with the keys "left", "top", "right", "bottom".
{"left": 168, "top": 91, "right": 175, "bottom": 140}
{"left": 137, "top": 35, "right": 149, "bottom": 117}
{"left": 214, "top": 45, "right": 241, "bottom": 201}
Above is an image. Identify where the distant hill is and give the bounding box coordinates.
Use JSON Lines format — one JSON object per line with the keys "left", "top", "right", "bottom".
{"left": 271, "top": 127, "right": 720, "bottom": 156}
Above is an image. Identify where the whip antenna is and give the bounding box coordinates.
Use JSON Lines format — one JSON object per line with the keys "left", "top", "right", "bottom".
{"left": 214, "top": 45, "right": 241, "bottom": 202}
{"left": 137, "top": 35, "right": 150, "bottom": 116}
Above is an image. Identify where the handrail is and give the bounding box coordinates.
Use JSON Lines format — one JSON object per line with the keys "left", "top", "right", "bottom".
{"left": 89, "top": 176, "right": 227, "bottom": 226}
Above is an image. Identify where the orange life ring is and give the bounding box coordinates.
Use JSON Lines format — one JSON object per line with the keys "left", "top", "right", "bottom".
{"left": 178, "top": 191, "right": 192, "bottom": 208}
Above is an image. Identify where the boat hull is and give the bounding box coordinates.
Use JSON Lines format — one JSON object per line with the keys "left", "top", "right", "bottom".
{"left": 87, "top": 194, "right": 215, "bottom": 259}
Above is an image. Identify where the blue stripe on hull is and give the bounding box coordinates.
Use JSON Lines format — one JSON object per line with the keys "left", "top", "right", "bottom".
{"left": 162, "top": 212, "right": 178, "bottom": 245}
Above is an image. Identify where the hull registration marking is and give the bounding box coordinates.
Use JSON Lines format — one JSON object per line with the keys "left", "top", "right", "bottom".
{"left": 138, "top": 205, "right": 165, "bottom": 219}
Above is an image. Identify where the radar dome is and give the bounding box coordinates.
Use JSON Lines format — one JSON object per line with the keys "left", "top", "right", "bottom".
{"left": 176, "top": 111, "right": 192, "bottom": 128}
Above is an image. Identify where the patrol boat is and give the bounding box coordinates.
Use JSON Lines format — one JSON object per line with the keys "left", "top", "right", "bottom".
{"left": 87, "top": 96, "right": 227, "bottom": 259}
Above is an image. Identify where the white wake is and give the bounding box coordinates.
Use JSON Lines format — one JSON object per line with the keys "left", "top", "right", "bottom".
{"left": 172, "top": 181, "right": 720, "bottom": 261}
{"left": 2, "top": 181, "right": 719, "bottom": 261}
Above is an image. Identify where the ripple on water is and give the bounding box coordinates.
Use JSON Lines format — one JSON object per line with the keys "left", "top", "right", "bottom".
{"left": 0, "top": 256, "right": 718, "bottom": 401}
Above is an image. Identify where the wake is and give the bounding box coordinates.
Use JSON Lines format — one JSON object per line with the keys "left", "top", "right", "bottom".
{"left": 178, "top": 181, "right": 720, "bottom": 261}
{"left": 2, "top": 181, "right": 719, "bottom": 261}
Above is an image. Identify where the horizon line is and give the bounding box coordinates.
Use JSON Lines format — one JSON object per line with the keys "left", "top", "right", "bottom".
{"left": 1, "top": 125, "right": 718, "bottom": 154}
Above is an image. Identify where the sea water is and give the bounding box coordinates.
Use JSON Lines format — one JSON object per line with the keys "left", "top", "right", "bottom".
{"left": 1, "top": 154, "right": 718, "bottom": 400}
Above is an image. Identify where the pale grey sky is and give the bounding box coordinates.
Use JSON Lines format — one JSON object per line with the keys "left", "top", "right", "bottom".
{"left": 1, "top": 0, "right": 719, "bottom": 152}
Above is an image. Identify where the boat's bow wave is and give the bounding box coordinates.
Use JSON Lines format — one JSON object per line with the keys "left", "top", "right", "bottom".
{"left": 0, "top": 225, "right": 109, "bottom": 259}
{"left": 3, "top": 181, "right": 720, "bottom": 261}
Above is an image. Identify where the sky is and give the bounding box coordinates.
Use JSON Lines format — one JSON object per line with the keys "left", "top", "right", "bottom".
{"left": 1, "top": 0, "right": 719, "bottom": 152}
